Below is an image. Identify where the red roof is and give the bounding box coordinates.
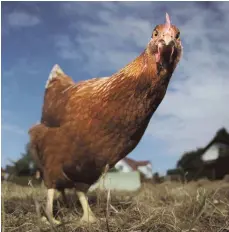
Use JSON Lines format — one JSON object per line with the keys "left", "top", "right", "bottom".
{"left": 123, "top": 157, "right": 151, "bottom": 170}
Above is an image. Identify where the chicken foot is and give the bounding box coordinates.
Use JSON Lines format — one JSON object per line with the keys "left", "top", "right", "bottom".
{"left": 76, "top": 191, "right": 97, "bottom": 223}
{"left": 41, "top": 188, "right": 61, "bottom": 225}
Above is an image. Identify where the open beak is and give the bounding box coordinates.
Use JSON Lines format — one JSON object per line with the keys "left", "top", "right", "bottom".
{"left": 156, "top": 36, "right": 176, "bottom": 64}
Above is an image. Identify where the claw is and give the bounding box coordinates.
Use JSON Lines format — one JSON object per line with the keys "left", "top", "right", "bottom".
{"left": 80, "top": 214, "right": 97, "bottom": 224}
{"left": 41, "top": 216, "right": 61, "bottom": 225}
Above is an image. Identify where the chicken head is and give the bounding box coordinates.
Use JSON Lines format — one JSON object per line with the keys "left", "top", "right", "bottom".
{"left": 149, "top": 13, "right": 183, "bottom": 69}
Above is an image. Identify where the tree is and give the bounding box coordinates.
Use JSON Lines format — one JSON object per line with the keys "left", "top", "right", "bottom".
{"left": 177, "top": 148, "right": 204, "bottom": 170}
{"left": 9, "top": 142, "right": 37, "bottom": 176}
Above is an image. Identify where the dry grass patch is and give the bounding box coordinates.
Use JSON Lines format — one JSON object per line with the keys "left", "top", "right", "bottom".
{"left": 2, "top": 180, "right": 229, "bottom": 232}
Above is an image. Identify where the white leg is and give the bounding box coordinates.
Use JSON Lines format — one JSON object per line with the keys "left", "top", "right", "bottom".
{"left": 61, "top": 189, "right": 68, "bottom": 206}
{"left": 41, "top": 188, "right": 61, "bottom": 225}
{"left": 76, "top": 191, "right": 97, "bottom": 223}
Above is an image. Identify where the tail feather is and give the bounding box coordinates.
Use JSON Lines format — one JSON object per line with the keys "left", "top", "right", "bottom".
{"left": 28, "top": 123, "right": 48, "bottom": 170}
{"left": 45, "top": 64, "right": 75, "bottom": 89}
{"left": 45, "top": 64, "right": 65, "bottom": 88}
{"left": 42, "top": 64, "right": 75, "bottom": 126}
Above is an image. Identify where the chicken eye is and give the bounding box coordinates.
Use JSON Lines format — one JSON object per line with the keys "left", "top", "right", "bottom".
{"left": 175, "top": 32, "right": 180, "bottom": 39}
{"left": 153, "top": 30, "right": 158, "bottom": 37}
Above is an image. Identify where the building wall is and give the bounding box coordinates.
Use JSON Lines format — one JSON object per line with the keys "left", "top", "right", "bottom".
{"left": 202, "top": 142, "right": 229, "bottom": 162}
{"left": 137, "top": 163, "right": 153, "bottom": 179}
{"left": 115, "top": 160, "right": 153, "bottom": 179}
{"left": 89, "top": 171, "right": 141, "bottom": 191}
{"left": 202, "top": 144, "right": 219, "bottom": 161}
{"left": 115, "top": 159, "right": 132, "bottom": 172}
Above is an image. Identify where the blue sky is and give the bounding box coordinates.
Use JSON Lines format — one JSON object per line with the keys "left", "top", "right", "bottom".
{"left": 1, "top": 1, "right": 229, "bottom": 174}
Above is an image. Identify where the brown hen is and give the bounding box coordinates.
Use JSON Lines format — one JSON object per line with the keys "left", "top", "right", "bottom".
{"left": 29, "top": 13, "right": 183, "bottom": 225}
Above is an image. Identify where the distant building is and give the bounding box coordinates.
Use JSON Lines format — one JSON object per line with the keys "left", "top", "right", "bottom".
{"left": 115, "top": 157, "right": 153, "bottom": 179}
{"left": 167, "top": 128, "right": 229, "bottom": 181}
{"left": 201, "top": 142, "right": 229, "bottom": 162}
{"left": 199, "top": 139, "right": 229, "bottom": 180}
{"left": 90, "top": 171, "right": 141, "bottom": 192}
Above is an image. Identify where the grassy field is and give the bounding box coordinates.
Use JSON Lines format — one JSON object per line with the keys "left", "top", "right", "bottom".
{"left": 1, "top": 179, "right": 229, "bottom": 232}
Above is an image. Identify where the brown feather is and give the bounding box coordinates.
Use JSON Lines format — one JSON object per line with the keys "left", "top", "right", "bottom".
{"left": 29, "top": 20, "right": 183, "bottom": 191}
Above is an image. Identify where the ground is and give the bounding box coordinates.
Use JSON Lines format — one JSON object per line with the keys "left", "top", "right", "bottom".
{"left": 1, "top": 179, "right": 229, "bottom": 232}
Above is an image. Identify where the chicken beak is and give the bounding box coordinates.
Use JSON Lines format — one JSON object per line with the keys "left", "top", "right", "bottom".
{"left": 163, "top": 34, "right": 173, "bottom": 46}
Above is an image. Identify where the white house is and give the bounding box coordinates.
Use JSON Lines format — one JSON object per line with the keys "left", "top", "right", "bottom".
{"left": 115, "top": 157, "right": 153, "bottom": 179}
{"left": 90, "top": 171, "right": 141, "bottom": 191}
{"left": 201, "top": 142, "right": 229, "bottom": 162}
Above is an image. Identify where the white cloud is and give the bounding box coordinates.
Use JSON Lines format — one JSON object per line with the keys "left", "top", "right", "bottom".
{"left": 7, "top": 11, "right": 40, "bottom": 27}
{"left": 58, "top": 2, "right": 229, "bottom": 158}
{"left": 2, "top": 58, "right": 39, "bottom": 107}
{"left": 55, "top": 35, "right": 82, "bottom": 60}
{"left": 1, "top": 110, "right": 25, "bottom": 135}
{"left": 2, "top": 123, "right": 25, "bottom": 135}
{"left": 57, "top": 2, "right": 153, "bottom": 75}
{"left": 145, "top": 3, "right": 229, "bottom": 156}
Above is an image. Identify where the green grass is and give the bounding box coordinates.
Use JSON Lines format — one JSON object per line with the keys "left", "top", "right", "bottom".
{"left": 2, "top": 179, "right": 229, "bottom": 232}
